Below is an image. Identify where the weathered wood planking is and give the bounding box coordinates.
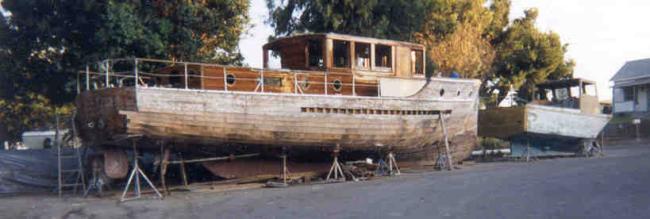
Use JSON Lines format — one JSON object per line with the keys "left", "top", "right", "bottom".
{"left": 76, "top": 78, "right": 480, "bottom": 162}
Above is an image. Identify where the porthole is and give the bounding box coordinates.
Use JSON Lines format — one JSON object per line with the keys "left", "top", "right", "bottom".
{"left": 457, "top": 90, "right": 461, "bottom": 96}
{"left": 468, "top": 90, "right": 474, "bottom": 97}
{"left": 226, "top": 74, "right": 236, "bottom": 85}
{"left": 333, "top": 79, "right": 343, "bottom": 91}
{"left": 439, "top": 89, "right": 445, "bottom": 96}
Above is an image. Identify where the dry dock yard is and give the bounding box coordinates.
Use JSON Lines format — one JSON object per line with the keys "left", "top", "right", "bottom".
{"left": 1, "top": 141, "right": 649, "bottom": 219}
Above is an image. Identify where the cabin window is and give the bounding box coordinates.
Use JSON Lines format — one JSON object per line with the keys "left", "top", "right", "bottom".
{"left": 308, "top": 40, "right": 324, "bottom": 68}
{"left": 333, "top": 40, "right": 350, "bottom": 68}
{"left": 355, "top": 43, "right": 371, "bottom": 69}
{"left": 541, "top": 89, "right": 554, "bottom": 101}
{"left": 555, "top": 88, "right": 569, "bottom": 101}
{"left": 584, "top": 84, "right": 597, "bottom": 96}
{"left": 374, "top": 44, "right": 392, "bottom": 70}
{"left": 570, "top": 86, "right": 581, "bottom": 98}
{"left": 623, "top": 87, "right": 634, "bottom": 101}
{"left": 411, "top": 50, "right": 424, "bottom": 75}
{"left": 226, "top": 74, "right": 236, "bottom": 85}
{"left": 333, "top": 79, "right": 343, "bottom": 91}
{"left": 266, "top": 49, "right": 282, "bottom": 69}
{"left": 169, "top": 70, "right": 182, "bottom": 88}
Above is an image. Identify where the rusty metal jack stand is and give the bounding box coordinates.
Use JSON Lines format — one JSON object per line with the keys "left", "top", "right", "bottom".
{"left": 120, "top": 139, "right": 163, "bottom": 202}
{"left": 326, "top": 144, "right": 345, "bottom": 181}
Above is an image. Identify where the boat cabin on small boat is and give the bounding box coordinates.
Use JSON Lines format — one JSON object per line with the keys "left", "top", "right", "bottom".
{"left": 531, "top": 78, "right": 601, "bottom": 114}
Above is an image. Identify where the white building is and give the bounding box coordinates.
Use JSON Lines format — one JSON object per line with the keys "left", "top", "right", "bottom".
{"left": 611, "top": 58, "right": 650, "bottom": 115}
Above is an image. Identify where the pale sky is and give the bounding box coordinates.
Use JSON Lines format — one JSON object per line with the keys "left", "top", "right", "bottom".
{"left": 241, "top": 0, "right": 650, "bottom": 100}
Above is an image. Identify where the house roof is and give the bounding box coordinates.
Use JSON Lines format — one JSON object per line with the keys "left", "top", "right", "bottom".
{"left": 611, "top": 58, "right": 650, "bottom": 82}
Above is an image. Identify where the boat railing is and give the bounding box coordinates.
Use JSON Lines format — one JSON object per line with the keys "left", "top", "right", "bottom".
{"left": 77, "top": 58, "right": 381, "bottom": 97}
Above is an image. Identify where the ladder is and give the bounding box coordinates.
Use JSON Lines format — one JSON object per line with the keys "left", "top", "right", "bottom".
{"left": 57, "top": 147, "right": 87, "bottom": 197}
{"left": 56, "top": 112, "right": 87, "bottom": 197}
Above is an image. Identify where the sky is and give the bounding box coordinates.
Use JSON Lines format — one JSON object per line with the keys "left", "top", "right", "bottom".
{"left": 241, "top": 0, "right": 650, "bottom": 100}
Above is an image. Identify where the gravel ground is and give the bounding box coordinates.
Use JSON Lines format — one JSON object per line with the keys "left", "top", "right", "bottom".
{"left": 2, "top": 142, "right": 650, "bottom": 219}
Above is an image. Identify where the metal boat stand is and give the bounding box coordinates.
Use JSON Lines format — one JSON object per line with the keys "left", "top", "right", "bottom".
{"left": 281, "top": 147, "right": 290, "bottom": 185}
{"left": 83, "top": 157, "right": 106, "bottom": 197}
{"left": 326, "top": 144, "right": 346, "bottom": 181}
{"left": 386, "top": 152, "right": 401, "bottom": 175}
{"left": 377, "top": 150, "right": 401, "bottom": 176}
{"left": 523, "top": 139, "right": 538, "bottom": 162}
{"left": 120, "top": 139, "right": 163, "bottom": 202}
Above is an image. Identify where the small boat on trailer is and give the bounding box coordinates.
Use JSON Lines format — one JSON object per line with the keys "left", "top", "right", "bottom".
{"left": 479, "top": 78, "right": 611, "bottom": 158}
{"left": 75, "top": 33, "right": 480, "bottom": 184}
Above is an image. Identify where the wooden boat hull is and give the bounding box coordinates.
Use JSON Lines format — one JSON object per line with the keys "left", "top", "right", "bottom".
{"left": 76, "top": 78, "right": 480, "bottom": 162}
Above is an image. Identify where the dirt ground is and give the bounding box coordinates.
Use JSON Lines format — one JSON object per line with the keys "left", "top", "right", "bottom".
{"left": 2, "top": 141, "right": 650, "bottom": 219}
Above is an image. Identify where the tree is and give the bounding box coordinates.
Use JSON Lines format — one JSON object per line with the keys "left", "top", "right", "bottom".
{"left": 489, "top": 8, "right": 574, "bottom": 104}
{"left": 266, "top": 0, "right": 430, "bottom": 41}
{"left": 0, "top": 0, "right": 250, "bottom": 142}
{"left": 415, "top": 0, "right": 498, "bottom": 79}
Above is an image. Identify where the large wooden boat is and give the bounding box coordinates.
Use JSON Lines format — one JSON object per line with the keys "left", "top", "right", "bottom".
{"left": 75, "top": 33, "right": 480, "bottom": 173}
{"left": 479, "top": 79, "right": 611, "bottom": 157}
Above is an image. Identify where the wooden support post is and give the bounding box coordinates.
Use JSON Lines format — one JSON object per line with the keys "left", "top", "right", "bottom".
{"left": 160, "top": 144, "right": 170, "bottom": 196}
{"left": 438, "top": 113, "right": 453, "bottom": 170}
{"left": 179, "top": 153, "right": 189, "bottom": 189}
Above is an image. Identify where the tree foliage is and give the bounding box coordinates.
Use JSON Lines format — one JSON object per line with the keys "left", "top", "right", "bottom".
{"left": 490, "top": 8, "right": 574, "bottom": 103}
{"left": 0, "top": 0, "right": 249, "bottom": 142}
{"left": 415, "top": 0, "right": 498, "bottom": 79}
{"left": 266, "top": 0, "right": 429, "bottom": 41}
{"left": 267, "top": 0, "right": 574, "bottom": 105}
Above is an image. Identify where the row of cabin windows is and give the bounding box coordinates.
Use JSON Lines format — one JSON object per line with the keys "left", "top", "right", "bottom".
{"left": 307, "top": 39, "right": 424, "bottom": 75}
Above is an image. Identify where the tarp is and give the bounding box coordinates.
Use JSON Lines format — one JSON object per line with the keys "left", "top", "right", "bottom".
{"left": 0, "top": 148, "right": 81, "bottom": 195}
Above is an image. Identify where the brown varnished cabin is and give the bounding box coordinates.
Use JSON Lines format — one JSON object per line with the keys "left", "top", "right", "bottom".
{"left": 154, "top": 33, "right": 426, "bottom": 97}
